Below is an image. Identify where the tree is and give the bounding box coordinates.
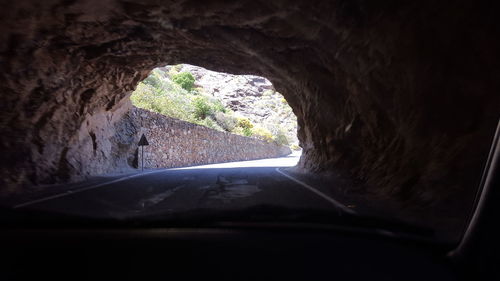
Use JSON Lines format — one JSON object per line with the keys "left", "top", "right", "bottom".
{"left": 171, "top": 72, "right": 195, "bottom": 91}
{"left": 192, "top": 96, "right": 213, "bottom": 120}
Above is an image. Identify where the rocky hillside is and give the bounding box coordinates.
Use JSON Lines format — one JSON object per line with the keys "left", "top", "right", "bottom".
{"left": 160, "top": 64, "right": 299, "bottom": 146}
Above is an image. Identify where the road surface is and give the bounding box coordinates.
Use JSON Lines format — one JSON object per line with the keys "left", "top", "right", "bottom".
{"left": 15, "top": 153, "right": 353, "bottom": 219}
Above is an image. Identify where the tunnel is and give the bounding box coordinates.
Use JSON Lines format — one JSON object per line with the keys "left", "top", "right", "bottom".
{"left": 0, "top": 0, "right": 499, "bottom": 230}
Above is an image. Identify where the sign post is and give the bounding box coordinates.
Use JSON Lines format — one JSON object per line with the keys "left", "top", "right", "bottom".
{"left": 138, "top": 133, "right": 149, "bottom": 172}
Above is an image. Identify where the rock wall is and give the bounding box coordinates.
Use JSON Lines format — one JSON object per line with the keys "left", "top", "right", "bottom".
{"left": 129, "top": 107, "right": 291, "bottom": 169}
{"left": 0, "top": 0, "right": 499, "bottom": 216}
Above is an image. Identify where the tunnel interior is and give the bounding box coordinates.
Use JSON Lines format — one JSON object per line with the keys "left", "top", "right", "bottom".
{"left": 1, "top": 0, "right": 499, "bottom": 235}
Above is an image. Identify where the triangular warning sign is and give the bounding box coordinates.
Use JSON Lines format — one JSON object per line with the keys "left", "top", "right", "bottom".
{"left": 138, "top": 133, "right": 149, "bottom": 146}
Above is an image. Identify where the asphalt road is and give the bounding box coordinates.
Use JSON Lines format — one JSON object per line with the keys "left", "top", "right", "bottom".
{"left": 16, "top": 153, "right": 352, "bottom": 219}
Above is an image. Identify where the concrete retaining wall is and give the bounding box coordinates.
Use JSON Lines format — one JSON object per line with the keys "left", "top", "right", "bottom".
{"left": 130, "top": 107, "right": 291, "bottom": 169}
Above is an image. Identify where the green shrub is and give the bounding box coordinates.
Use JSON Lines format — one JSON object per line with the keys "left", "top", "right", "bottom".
{"left": 212, "top": 100, "right": 227, "bottom": 113}
{"left": 130, "top": 82, "right": 193, "bottom": 121}
{"left": 274, "top": 131, "right": 289, "bottom": 146}
{"left": 243, "top": 127, "right": 253, "bottom": 137}
{"left": 142, "top": 71, "right": 164, "bottom": 89}
{"left": 192, "top": 96, "right": 213, "bottom": 120}
{"left": 237, "top": 118, "right": 253, "bottom": 129}
{"left": 195, "top": 117, "right": 223, "bottom": 131}
{"left": 251, "top": 126, "right": 274, "bottom": 142}
{"left": 215, "top": 112, "right": 238, "bottom": 132}
{"left": 172, "top": 72, "right": 195, "bottom": 91}
{"left": 290, "top": 144, "right": 301, "bottom": 151}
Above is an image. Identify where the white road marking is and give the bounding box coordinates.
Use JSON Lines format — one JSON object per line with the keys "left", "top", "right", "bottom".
{"left": 138, "top": 184, "right": 185, "bottom": 209}
{"left": 13, "top": 169, "right": 168, "bottom": 209}
{"left": 275, "top": 168, "right": 356, "bottom": 215}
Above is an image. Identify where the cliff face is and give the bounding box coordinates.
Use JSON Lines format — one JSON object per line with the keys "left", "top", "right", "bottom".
{"left": 0, "top": 0, "right": 499, "bottom": 213}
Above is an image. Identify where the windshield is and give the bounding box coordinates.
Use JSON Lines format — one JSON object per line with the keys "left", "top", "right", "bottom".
{"left": 1, "top": 1, "right": 499, "bottom": 245}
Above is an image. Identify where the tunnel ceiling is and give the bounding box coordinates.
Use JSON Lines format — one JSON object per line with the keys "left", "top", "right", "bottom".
{"left": 0, "top": 0, "right": 499, "bottom": 209}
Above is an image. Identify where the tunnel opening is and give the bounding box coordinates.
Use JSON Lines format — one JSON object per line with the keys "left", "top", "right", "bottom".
{"left": 128, "top": 64, "right": 299, "bottom": 170}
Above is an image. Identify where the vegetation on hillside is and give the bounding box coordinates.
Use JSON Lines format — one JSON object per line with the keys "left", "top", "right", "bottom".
{"left": 171, "top": 72, "right": 195, "bottom": 91}
{"left": 130, "top": 67, "right": 295, "bottom": 147}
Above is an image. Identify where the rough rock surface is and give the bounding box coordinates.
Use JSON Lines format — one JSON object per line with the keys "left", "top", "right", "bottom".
{"left": 0, "top": 0, "right": 499, "bottom": 220}
{"left": 130, "top": 107, "right": 291, "bottom": 169}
